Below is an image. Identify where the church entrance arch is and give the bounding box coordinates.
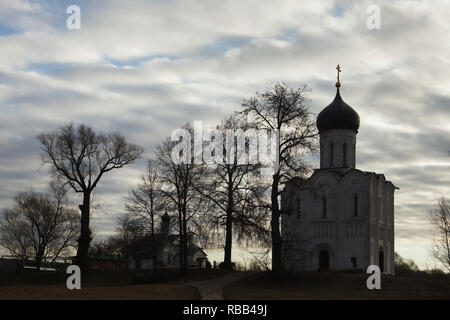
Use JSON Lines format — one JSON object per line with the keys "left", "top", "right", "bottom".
{"left": 319, "top": 250, "right": 329, "bottom": 271}
{"left": 312, "top": 243, "right": 333, "bottom": 271}
{"left": 379, "top": 247, "right": 384, "bottom": 272}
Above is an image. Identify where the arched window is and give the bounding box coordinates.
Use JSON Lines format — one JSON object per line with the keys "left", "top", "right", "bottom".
{"left": 343, "top": 142, "right": 347, "bottom": 166}
{"left": 379, "top": 247, "right": 384, "bottom": 272}
{"left": 322, "top": 197, "right": 327, "bottom": 218}
{"left": 329, "top": 143, "right": 334, "bottom": 166}
{"left": 378, "top": 197, "right": 382, "bottom": 222}
{"left": 319, "top": 250, "right": 329, "bottom": 271}
{"left": 320, "top": 143, "right": 324, "bottom": 167}
{"left": 351, "top": 257, "right": 357, "bottom": 269}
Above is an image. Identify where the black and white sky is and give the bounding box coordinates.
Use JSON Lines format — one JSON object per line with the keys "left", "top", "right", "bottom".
{"left": 0, "top": 0, "right": 449, "bottom": 267}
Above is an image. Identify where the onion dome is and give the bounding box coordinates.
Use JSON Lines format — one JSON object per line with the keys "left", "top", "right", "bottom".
{"left": 316, "top": 65, "right": 360, "bottom": 133}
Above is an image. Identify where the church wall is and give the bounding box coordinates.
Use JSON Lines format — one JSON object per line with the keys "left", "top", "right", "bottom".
{"left": 368, "top": 174, "right": 396, "bottom": 274}
{"left": 385, "top": 183, "right": 395, "bottom": 274}
{"left": 281, "top": 169, "right": 396, "bottom": 273}
{"left": 337, "top": 171, "right": 371, "bottom": 270}
{"left": 281, "top": 170, "right": 374, "bottom": 271}
{"left": 281, "top": 183, "right": 314, "bottom": 270}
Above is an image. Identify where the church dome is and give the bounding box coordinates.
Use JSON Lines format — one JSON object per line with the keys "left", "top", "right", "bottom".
{"left": 316, "top": 87, "right": 360, "bottom": 133}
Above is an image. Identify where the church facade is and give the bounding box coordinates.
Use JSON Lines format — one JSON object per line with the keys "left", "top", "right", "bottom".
{"left": 281, "top": 74, "right": 397, "bottom": 274}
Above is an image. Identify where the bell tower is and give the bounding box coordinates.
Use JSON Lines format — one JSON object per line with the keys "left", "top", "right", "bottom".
{"left": 161, "top": 210, "right": 170, "bottom": 237}
{"left": 316, "top": 65, "right": 360, "bottom": 170}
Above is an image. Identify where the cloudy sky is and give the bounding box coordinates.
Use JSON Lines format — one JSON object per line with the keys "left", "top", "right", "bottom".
{"left": 0, "top": 0, "right": 449, "bottom": 268}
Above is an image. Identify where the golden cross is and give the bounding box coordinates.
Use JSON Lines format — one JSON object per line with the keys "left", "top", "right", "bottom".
{"left": 336, "top": 64, "right": 341, "bottom": 83}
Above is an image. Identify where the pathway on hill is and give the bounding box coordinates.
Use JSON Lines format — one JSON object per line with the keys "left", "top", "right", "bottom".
{"left": 185, "top": 271, "right": 251, "bottom": 300}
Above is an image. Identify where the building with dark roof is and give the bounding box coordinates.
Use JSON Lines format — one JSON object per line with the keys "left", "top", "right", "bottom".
{"left": 281, "top": 68, "right": 397, "bottom": 274}
{"left": 126, "top": 213, "right": 208, "bottom": 270}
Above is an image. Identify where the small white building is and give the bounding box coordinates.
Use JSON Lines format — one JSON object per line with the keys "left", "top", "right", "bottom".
{"left": 281, "top": 79, "right": 397, "bottom": 274}
{"left": 127, "top": 212, "right": 208, "bottom": 270}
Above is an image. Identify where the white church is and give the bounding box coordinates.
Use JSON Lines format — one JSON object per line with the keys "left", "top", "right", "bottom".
{"left": 281, "top": 67, "right": 397, "bottom": 274}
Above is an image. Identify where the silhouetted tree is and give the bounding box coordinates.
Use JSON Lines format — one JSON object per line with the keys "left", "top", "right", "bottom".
{"left": 89, "top": 237, "right": 122, "bottom": 258}
{"left": 429, "top": 197, "right": 450, "bottom": 272}
{"left": 156, "top": 123, "right": 205, "bottom": 274}
{"left": 111, "top": 212, "right": 147, "bottom": 264}
{"left": 0, "top": 185, "right": 79, "bottom": 270}
{"left": 240, "top": 83, "right": 317, "bottom": 273}
{"left": 196, "top": 115, "right": 269, "bottom": 269}
{"left": 38, "top": 123, "right": 143, "bottom": 271}
{"left": 126, "top": 159, "right": 164, "bottom": 273}
{"left": 394, "top": 252, "right": 419, "bottom": 274}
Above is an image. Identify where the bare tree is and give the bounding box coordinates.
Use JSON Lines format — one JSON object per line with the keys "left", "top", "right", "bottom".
{"left": 394, "top": 252, "right": 419, "bottom": 274}
{"left": 429, "top": 197, "right": 450, "bottom": 272}
{"left": 281, "top": 232, "right": 311, "bottom": 272}
{"left": 0, "top": 187, "right": 79, "bottom": 270}
{"left": 240, "top": 83, "right": 318, "bottom": 273}
{"left": 117, "top": 212, "right": 146, "bottom": 243}
{"left": 197, "top": 115, "right": 269, "bottom": 269}
{"left": 89, "top": 235, "right": 127, "bottom": 260}
{"left": 38, "top": 123, "right": 143, "bottom": 271}
{"left": 156, "top": 123, "right": 205, "bottom": 274}
{"left": 113, "top": 212, "right": 147, "bottom": 263}
{"left": 0, "top": 209, "right": 30, "bottom": 260}
{"left": 126, "top": 159, "right": 164, "bottom": 273}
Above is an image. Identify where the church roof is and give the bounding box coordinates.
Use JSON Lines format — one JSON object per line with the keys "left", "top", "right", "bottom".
{"left": 285, "top": 168, "right": 398, "bottom": 190}
{"left": 126, "top": 235, "right": 208, "bottom": 257}
{"left": 316, "top": 87, "right": 360, "bottom": 133}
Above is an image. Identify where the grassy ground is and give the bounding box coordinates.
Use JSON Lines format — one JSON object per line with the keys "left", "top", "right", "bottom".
{"left": 0, "top": 269, "right": 232, "bottom": 300}
{"left": 223, "top": 271, "right": 450, "bottom": 300}
{"left": 4, "top": 269, "right": 447, "bottom": 300}
{"left": 0, "top": 284, "right": 200, "bottom": 300}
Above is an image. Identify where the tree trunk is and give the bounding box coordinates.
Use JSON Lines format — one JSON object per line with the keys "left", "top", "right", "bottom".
{"left": 182, "top": 208, "right": 188, "bottom": 275}
{"left": 35, "top": 247, "right": 45, "bottom": 272}
{"left": 223, "top": 187, "right": 233, "bottom": 269}
{"left": 271, "top": 174, "right": 282, "bottom": 274}
{"left": 178, "top": 209, "right": 183, "bottom": 271}
{"left": 76, "top": 191, "right": 92, "bottom": 272}
{"left": 151, "top": 199, "right": 157, "bottom": 274}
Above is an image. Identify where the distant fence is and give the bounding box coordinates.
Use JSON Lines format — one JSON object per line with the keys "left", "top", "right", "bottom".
{"left": 0, "top": 255, "right": 71, "bottom": 272}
